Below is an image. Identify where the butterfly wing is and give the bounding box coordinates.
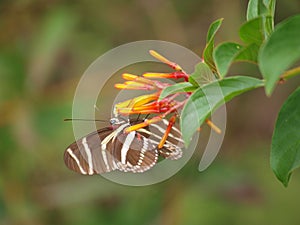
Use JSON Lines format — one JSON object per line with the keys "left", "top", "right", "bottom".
{"left": 64, "top": 126, "right": 159, "bottom": 174}
{"left": 112, "top": 131, "right": 158, "bottom": 173}
{"left": 146, "top": 119, "right": 184, "bottom": 160}
{"left": 64, "top": 127, "right": 119, "bottom": 175}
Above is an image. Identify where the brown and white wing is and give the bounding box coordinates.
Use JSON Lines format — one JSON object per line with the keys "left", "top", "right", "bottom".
{"left": 112, "top": 131, "right": 159, "bottom": 173}
{"left": 64, "top": 126, "right": 158, "bottom": 174}
{"left": 64, "top": 127, "right": 119, "bottom": 175}
{"left": 141, "top": 119, "right": 184, "bottom": 160}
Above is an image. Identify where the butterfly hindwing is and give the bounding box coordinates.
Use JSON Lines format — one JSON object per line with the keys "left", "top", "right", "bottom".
{"left": 138, "top": 119, "right": 184, "bottom": 160}
{"left": 112, "top": 131, "right": 158, "bottom": 173}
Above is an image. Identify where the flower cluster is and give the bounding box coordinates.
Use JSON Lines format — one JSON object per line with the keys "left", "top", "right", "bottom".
{"left": 113, "top": 50, "right": 220, "bottom": 145}
{"left": 114, "top": 50, "right": 189, "bottom": 132}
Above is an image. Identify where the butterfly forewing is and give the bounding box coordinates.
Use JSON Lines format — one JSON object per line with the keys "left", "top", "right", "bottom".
{"left": 64, "top": 121, "right": 159, "bottom": 175}
{"left": 64, "top": 127, "right": 118, "bottom": 175}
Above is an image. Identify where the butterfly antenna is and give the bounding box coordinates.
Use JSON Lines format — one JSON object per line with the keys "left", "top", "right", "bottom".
{"left": 64, "top": 118, "right": 108, "bottom": 122}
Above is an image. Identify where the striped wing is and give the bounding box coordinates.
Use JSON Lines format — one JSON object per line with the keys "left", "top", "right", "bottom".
{"left": 111, "top": 131, "right": 158, "bottom": 173}
{"left": 64, "top": 127, "right": 116, "bottom": 175}
{"left": 64, "top": 126, "right": 158, "bottom": 175}
{"left": 138, "top": 119, "right": 184, "bottom": 160}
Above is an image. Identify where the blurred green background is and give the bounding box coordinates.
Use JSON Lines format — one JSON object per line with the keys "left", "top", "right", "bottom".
{"left": 1, "top": 0, "right": 300, "bottom": 225}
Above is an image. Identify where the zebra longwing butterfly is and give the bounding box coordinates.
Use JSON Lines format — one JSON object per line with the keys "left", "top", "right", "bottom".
{"left": 64, "top": 117, "right": 184, "bottom": 174}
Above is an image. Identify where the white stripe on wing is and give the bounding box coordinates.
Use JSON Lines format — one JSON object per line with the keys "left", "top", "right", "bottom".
{"left": 82, "top": 137, "right": 93, "bottom": 175}
{"left": 66, "top": 148, "right": 87, "bottom": 174}
{"left": 120, "top": 131, "right": 136, "bottom": 164}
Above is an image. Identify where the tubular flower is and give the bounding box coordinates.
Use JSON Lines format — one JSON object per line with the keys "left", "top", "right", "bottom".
{"left": 125, "top": 115, "right": 164, "bottom": 133}
{"left": 149, "top": 50, "right": 183, "bottom": 71}
{"left": 113, "top": 93, "right": 160, "bottom": 116}
{"left": 115, "top": 73, "right": 170, "bottom": 90}
{"left": 114, "top": 82, "right": 155, "bottom": 90}
{"left": 158, "top": 114, "right": 176, "bottom": 148}
{"left": 143, "top": 71, "right": 189, "bottom": 81}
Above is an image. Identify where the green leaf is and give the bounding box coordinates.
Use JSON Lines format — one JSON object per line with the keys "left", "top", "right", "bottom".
{"left": 264, "top": 15, "right": 275, "bottom": 38}
{"left": 247, "top": 0, "right": 268, "bottom": 20}
{"left": 189, "top": 62, "right": 215, "bottom": 86}
{"left": 181, "top": 76, "right": 264, "bottom": 145}
{"left": 234, "top": 43, "right": 259, "bottom": 63}
{"left": 213, "top": 42, "right": 242, "bottom": 77}
{"left": 271, "top": 87, "right": 300, "bottom": 187}
{"left": 206, "top": 18, "right": 223, "bottom": 42}
{"left": 245, "top": 0, "right": 275, "bottom": 42}
{"left": 247, "top": 0, "right": 276, "bottom": 20}
{"left": 258, "top": 14, "right": 300, "bottom": 96}
{"left": 268, "top": 0, "right": 276, "bottom": 18}
{"left": 239, "top": 16, "right": 272, "bottom": 45}
{"left": 203, "top": 18, "right": 223, "bottom": 74}
{"left": 188, "top": 76, "right": 198, "bottom": 87}
{"left": 213, "top": 42, "right": 259, "bottom": 78}
{"left": 159, "top": 82, "right": 196, "bottom": 100}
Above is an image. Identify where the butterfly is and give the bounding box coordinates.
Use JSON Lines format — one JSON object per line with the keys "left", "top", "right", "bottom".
{"left": 64, "top": 117, "right": 184, "bottom": 174}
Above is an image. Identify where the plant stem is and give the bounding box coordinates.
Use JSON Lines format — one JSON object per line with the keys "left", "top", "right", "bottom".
{"left": 281, "top": 66, "right": 300, "bottom": 80}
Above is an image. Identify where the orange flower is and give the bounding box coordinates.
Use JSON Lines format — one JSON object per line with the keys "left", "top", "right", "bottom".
{"left": 114, "top": 81, "right": 155, "bottom": 90}
{"left": 125, "top": 115, "right": 163, "bottom": 133}
{"left": 114, "top": 93, "right": 160, "bottom": 115}
{"left": 149, "top": 50, "right": 183, "bottom": 71}
{"left": 113, "top": 50, "right": 188, "bottom": 136}
{"left": 143, "top": 71, "right": 189, "bottom": 81}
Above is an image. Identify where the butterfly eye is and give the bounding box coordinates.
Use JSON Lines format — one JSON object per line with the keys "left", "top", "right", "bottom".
{"left": 109, "top": 118, "right": 119, "bottom": 125}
